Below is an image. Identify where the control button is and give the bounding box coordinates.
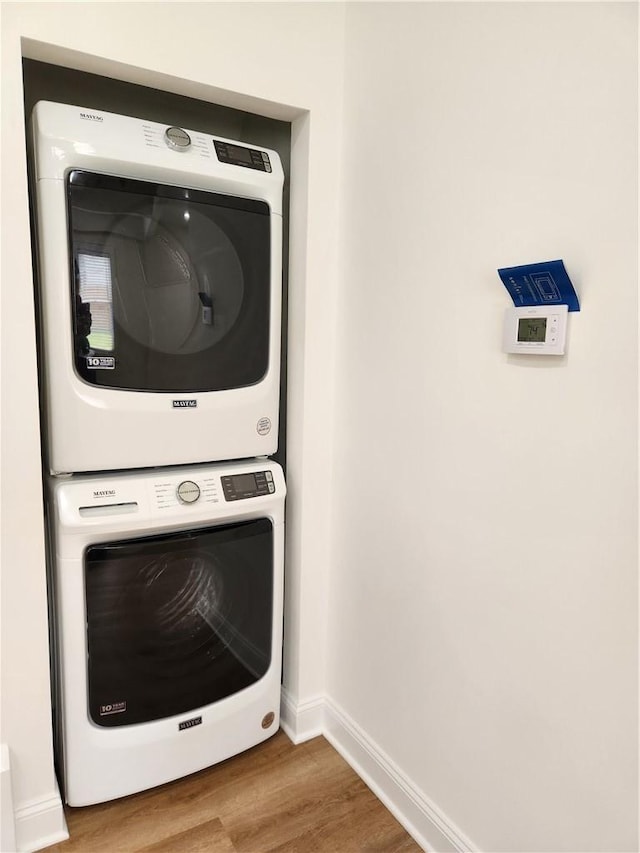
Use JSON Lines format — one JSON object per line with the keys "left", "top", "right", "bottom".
{"left": 165, "top": 127, "right": 191, "bottom": 151}
{"left": 268, "top": 483, "right": 275, "bottom": 493}
{"left": 265, "top": 471, "right": 273, "bottom": 482}
{"left": 176, "top": 480, "right": 201, "bottom": 504}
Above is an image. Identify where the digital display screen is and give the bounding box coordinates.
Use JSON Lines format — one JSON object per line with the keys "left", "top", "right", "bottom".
{"left": 232, "top": 473, "right": 257, "bottom": 492}
{"left": 213, "top": 140, "right": 269, "bottom": 171}
{"left": 226, "top": 145, "right": 252, "bottom": 164}
{"left": 517, "top": 317, "right": 547, "bottom": 343}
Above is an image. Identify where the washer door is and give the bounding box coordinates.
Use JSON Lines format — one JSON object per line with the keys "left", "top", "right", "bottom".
{"left": 67, "top": 171, "right": 271, "bottom": 392}
{"left": 84, "top": 518, "right": 273, "bottom": 727}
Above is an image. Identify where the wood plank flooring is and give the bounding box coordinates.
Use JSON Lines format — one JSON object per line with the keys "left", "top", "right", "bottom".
{"left": 46, "top": 731, "right": 422, "bottom": 852}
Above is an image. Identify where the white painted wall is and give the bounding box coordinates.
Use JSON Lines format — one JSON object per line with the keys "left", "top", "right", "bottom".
{"left": 328, "top": 3, "right": 638, "bottom": 852}
{"left": 1, "top": 3, "right": 344, "bottom": 849}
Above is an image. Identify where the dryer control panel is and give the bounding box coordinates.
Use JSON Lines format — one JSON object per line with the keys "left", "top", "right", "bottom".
{"left": 213, "top": 140, "right": 272, "bottom": 172}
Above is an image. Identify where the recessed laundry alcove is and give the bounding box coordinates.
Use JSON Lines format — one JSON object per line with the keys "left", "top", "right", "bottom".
{"left": 4, "top": 13, "right": 344, "bottom": 848}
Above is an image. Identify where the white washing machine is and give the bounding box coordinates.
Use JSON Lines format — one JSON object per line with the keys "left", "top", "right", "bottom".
{"left": 31, "top": 101, "right": 284, "bottom": 474}
{"left": 46, "top": 459, "right": 285, "bottom": 806}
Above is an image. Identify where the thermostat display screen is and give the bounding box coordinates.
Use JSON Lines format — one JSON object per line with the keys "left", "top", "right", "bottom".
{"left": 517, "top": 317, "right": 547, "bottom": 343}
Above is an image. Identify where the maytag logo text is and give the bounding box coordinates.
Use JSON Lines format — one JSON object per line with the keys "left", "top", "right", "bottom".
{"left": 179, "top": 716, "right": 202, "bottom": 731}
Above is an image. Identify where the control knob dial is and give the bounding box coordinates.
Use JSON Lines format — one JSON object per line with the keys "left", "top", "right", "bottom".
{"left": 164, "top": 126, "right": 191, "bottom": 151}
{"left": 176, "top": 480, "right": 200, "bottom": 504}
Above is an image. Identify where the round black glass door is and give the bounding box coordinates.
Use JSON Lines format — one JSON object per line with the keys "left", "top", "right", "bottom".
{"left": 67, "top": 171, "right": 272, "bottom": 392}
{"left": 84, "top": 518, "right": 274, "bottom": 727}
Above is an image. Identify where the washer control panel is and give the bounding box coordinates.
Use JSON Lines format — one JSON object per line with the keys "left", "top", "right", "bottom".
{"left": 221, "top": 471, "right": 275, "bottom": 501}
{"left": 55, "top": 462, "right": 284, "bottom": 530}
{"left": 213, "top": 140, "right": 272, "bottom": 172}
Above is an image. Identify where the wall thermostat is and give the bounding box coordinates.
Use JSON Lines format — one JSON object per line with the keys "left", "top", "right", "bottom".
{"left": 502, "top": 304, "right": 568, "bottom": 355}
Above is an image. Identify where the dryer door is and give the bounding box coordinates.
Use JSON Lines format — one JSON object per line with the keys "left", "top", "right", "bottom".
{"left": 67, "top": 171, "right": 271, "bottom": 392}
{"left": 84, "top": 518, "right": 273, "bottom": 726}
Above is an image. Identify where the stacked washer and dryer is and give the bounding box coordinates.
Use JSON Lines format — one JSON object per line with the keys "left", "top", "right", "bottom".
{"left": 31, "top": 102, "right": 287, "bottom": 806}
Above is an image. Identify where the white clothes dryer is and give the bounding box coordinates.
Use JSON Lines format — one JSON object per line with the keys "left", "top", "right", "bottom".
{"left": 32, "top": 101, "right": 284, "bottom": 474}
{"left": 46, "top": 459, "right": 285, "bottom": 806}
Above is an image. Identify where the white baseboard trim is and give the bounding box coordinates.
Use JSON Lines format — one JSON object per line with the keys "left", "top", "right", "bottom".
{"left": 280, "top": 687, "right": 325, "bottom": 744}
{"left": 280, "top": 690, "right": 478, "bottom": 853}
{"left": 324, "top": 697, "right": 479, "bottom": 853}
{"left": 13, "top": 789, "right": 68, "bottom": 853}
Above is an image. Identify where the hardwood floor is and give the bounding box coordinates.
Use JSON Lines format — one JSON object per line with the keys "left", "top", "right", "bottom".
{"left": 46, "top": 731, "right": 422, "bottom": 852}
